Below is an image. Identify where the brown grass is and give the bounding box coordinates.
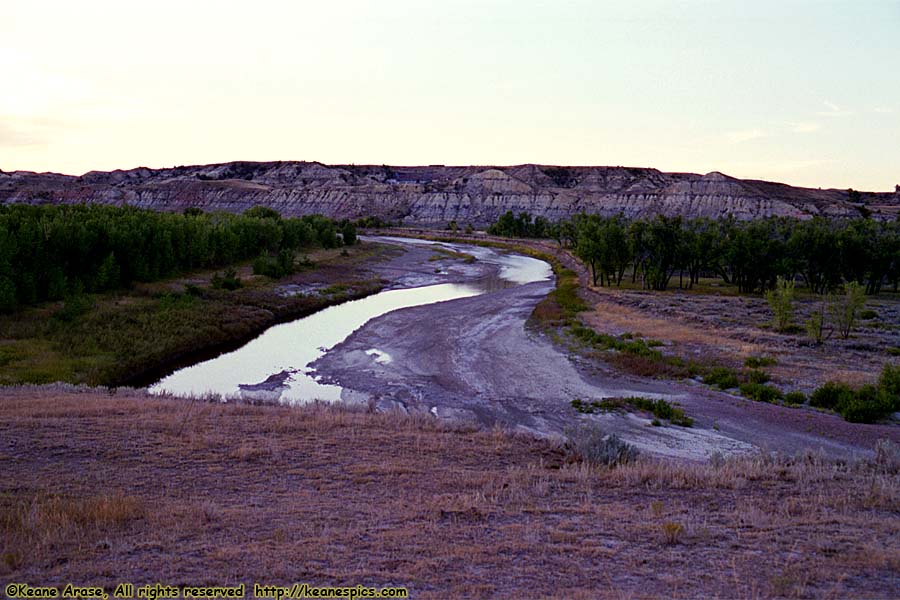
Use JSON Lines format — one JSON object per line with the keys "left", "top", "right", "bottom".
{"left": 1, "top": 386, "right": 899, "bottom": 598}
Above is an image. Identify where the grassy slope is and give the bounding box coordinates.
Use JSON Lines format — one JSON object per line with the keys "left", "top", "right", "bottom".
{"left": 1, "top": 388, "right": 898, "bottom": 598}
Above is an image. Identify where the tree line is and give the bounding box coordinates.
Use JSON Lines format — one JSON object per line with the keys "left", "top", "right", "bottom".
{"left": 0, "top": 204, "right": 357, "bottom": 311}
{"left": 489, "top": 210, "right": 900, "bottom": 294}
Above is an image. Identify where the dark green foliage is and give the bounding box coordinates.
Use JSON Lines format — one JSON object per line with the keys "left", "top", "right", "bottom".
{"left": 95, "top": 252, "right": 121, "bottom": 291}
{"left": 354, "top": 216, "right": 392, "bottom": 229}
{"left": 487, "top": 212, "right": 900, "bottom": 295}
{"left": 838, "top": 385, "right": 893, "bottom": 423}
{"left": 0, "top": 277, "right": 16, "bottom": 313}
{"left": 573, "top": 214, "right": 632, "bottom": 286}
{"left": 572, "top": 396, "right": 692, "bottom": 427}
{"left": 704, "top": 367, "right": 740, "bottom": 390}
{"left": 879, "top": 363, "right": 900, "bottom": 398}
{"left": 808, "top": 365, "right": 900, "bottom": 423}
{"left": 52, "top": 294, "right": 94, "bottom": 323}
{"left": 859, "top": 309, "right": 878, "bottom": 320}
{"left": 243, "top": 206, "right": 281, "bottom": 220}
{"left": 784, "top": 391, "right": 807, "bottom": 405}
{"left": 739, "top": 383, "right": 784, "bottom": 403}
{"left": 0, "top": 204, "right": 343, "bottom": 310}
{"left": 810, "top": 381, "right": 856, "bottom": 410}
{"left": 569, "top": 325, "right": 663, "bottom": 359}
{"left": 341, "top": 221, "right": 358, "bottom": 246}
{"left": 253, "top": 249, "right": 296, "bottom": 279}
{"left": 744, "top": 369, "right": 771, "bottom": 384}
{"left": 488, "top": 210, "right": 551, "bottom": 238}
{"left": 744, "top": 356, "right": 777, "bottom": 368}
{"left": 211, "top": 268, "right": 241, "bottom": 291}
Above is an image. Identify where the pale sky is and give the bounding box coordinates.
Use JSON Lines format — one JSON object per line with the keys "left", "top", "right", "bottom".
{"left": 2, "top": 0, "right": 898, "bottom": 190}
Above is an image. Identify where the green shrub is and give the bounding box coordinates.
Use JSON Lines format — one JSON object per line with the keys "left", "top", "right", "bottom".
{"left": 806, "top": 367, "right": 900, "bottom": 423}
{"left": 572, "top": 397, "right": 692, "bottom": 426}
{"left": 838, "top": 385, "right": 892, "bottom": 423}
{"left": 809, "top": 381, "right": 855, "bottom": 410}
{"left": 744, "top": 356, "right": 777, "bottom": 368}
{"left": 859, "top": 309, "right": 878, "bottom": 320}
{"left": 244, "top": 206, "right": 281, "bottom": 219}
{"left": 211, "top": 268, "right": 242, "bottom": 291}
{"left": 704, "top": 367, "right": 740, "bottom": 390}
{"left": 784, "top": 391, "right": 807, "bottom": 405}
{"left": 622, "top": 397, "right": 693, "bottom": 427}
{"left": 53, "top": 294, "right": 94, "bottom": 322}
{"left": 739, "top": 383, "right": 783, "bottom": 403}
{"left": 765, "top": 277, "right": 796, "bottom": 332}
{"left": 743, "top": 369, "right": 771, "bottom": 384}
{"left": 829, "top": 281, "right": 867, "bottom": 339}
{"left": 878, "top": 363, "right": 900, "bottom": 399}
{"left": 806, "top": 307, "right": 826, "bottom": 345}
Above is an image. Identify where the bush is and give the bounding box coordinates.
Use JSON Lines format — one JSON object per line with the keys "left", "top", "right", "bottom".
{"left": 765, "top": 277, "right": 796, "bottom": 332}
{"left": 53, "top": 294, "right": 94, "bottom": 322}
{"left": 809, "top": 381, "right": 855, "bottom": 410}
{"left": 244, "top": 206, "right": 281, "bottom": 220}
{"left": 878, "top": 363, "right": 900, "bottom": 399}
{"left": 838, "top": 385, "right": 892, "bottom": 423}
{"left": 784, "top": 391, "right": 807, "bottom": 405}
{"left": 341, "top": 221, "right": 357, "bottom": 245}
{"left": 808, "top": 374, "right": 898, "bottom": 423}
{"left": 704, "top": 367, "right": 740, "bottom": 390}
{"left": 744, "top": 356, "right": 777, "bottom": 368}
{"left": 829, "top": 281, "right": 867, "bottom": 339}
{"left": 211, "top": 268, "right": 241, "bottom": 291}
{"left": 624, "top": 397, "right": 693, "bottom": 427}
{"left": 739, "top": 383, "right": 783, "bottom": 403}
{"left": 806, "top": 307, "right": 826, "bottom": 345}
{"left": 744, "top": 369, "right": 771, "bottom": 384}
{"left": 859, "top": 309, "right": 878, "bottom": 320}
{"left": 566, "top": 425, "right": 639, "bottom": 467}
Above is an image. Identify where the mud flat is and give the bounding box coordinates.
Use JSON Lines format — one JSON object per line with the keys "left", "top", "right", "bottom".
{"left": 308, "top": 238, "right": 749, "bottom": 459}
{"left": 325, "top": 233, "right": 900, "bottom": 460}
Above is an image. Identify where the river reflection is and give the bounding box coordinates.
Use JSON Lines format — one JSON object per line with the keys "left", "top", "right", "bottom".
{"left": 149, "top": 238, "right": 551, "bottom": 403}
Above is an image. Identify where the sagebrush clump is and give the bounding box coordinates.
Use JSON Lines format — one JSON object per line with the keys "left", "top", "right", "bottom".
{"left": 565, "top": 424, "right": 639, "bottom": 467}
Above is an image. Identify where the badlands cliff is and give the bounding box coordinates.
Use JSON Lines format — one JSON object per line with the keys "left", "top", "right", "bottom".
{"left": 1, "top": 161, "right": 897, "bottom": 225}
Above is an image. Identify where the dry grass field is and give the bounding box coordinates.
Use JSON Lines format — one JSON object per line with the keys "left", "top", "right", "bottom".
{"left": 1, "top": 386, "right": 899, "bottom": 598}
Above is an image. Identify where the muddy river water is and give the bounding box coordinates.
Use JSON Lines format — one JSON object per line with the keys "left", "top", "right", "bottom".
{"left": 149, "top": 238, "right": 552, "bottom": 403}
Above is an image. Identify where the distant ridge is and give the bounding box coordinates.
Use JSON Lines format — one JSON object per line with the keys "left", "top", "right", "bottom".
{"left": 1, "top": 161, "right": 897, "bottom": 225}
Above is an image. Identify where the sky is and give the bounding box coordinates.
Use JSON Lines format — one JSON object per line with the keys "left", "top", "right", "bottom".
{"left": 1, "top": 0, "right": 898, "bottom": 190}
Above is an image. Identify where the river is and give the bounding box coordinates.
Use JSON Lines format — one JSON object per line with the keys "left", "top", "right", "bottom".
{"left": 148, "top": 238, "right": 551, "bottom": 403}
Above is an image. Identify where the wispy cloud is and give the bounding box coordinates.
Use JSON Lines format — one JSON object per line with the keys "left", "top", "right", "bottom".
{"left": 727, "top": 128, "right": 767, "bottom": 143}
{"left": 816, "top": 100, "right": 853, "bottom": 117}
{"left": 789, "top": 121, "right": 821, "bottom": 133}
